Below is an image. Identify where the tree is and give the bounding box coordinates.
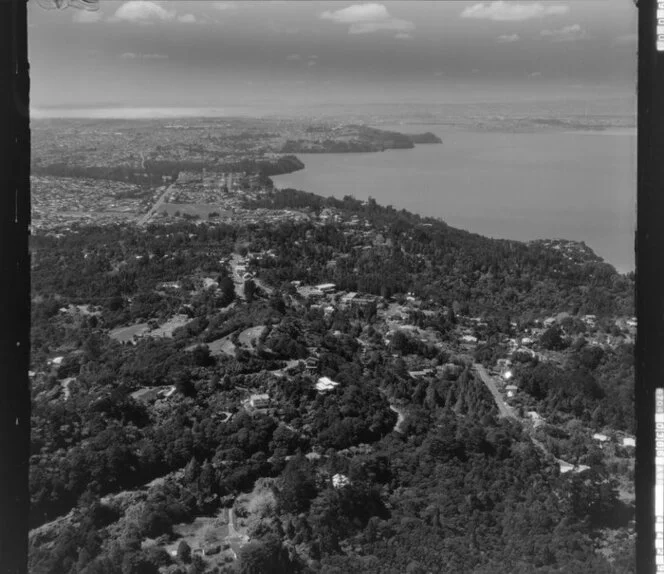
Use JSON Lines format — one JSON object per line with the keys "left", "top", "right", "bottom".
{"left": 174, "top": 370, "right": 196, "bottom": 398}
{"left": 276, "top": 454, "right": 317, "bottom": 514}
{"left": 218, "top": 276, "right": 236, "bottom": 307}
{"left": 245, "top": 279, "right": 257, "bottom": 303}
{"left": 540, "top": 325, "right": 568, "bottom": 351}
{"left": 177, "top": 540, "right": 192, "bottom": 563}
{"left": 238, "top": 535, "right": 294, "bottom": 574}
{"left": 192, "top": 345, "right": 214, "bottom": 367}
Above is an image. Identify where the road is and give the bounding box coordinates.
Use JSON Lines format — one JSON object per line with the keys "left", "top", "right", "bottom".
{"left": 138, "top": 182, "right": 176, "bottom": 225}
{"left": 229, "top": 254, "right": 247, "bottom": 300}
{"left": 226, "top": 507, "right": 248, "bottom": 559}
{"left": 389, "top": 405, "right": 406, "bottom": 433}
{"left": 229, "top": 253, "right": 274, "bottom": 300}
{"left": 472, "top": 364, "right": 582, "bottom": 472}
{"left": 473, "top": 363, "right": 516, "bottom": 419}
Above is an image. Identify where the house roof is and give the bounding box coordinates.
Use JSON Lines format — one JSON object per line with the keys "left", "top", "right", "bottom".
{"left": 315, "top": 377, "right": 340, "bottom": 392}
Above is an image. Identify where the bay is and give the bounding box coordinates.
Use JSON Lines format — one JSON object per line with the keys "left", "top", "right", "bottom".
{"left": 271, "top": 127, "right": 636, "bottom": 274}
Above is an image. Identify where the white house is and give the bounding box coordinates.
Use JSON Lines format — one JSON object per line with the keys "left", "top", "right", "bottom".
{"left": 593, "top": 433, "right": 610, "bottom": 443}
{"left": 526, "top": 411, "right": 543, "bottom": 427}
{"left": 315, "top": 283, "right": 336, "bottom": 294}
{"left": 332, "top": 474, "right": 350, "bottom": 489}
{"left": 315, "top": 377, "right": 340, "bottom": 392}
{"left": 250, "top": 394, "right": 270, "bottom": 409}
{"left": 622, "top": 437, "right": 636, "bottom": 448}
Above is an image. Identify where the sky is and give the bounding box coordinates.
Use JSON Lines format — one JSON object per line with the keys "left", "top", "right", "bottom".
{"left": 28, "top": 0, "right": 638, "bottom": 114}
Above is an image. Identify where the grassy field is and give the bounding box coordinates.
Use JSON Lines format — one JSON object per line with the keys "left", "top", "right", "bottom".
{"left": 238, "top": 325, "right": 267, "bottom": 349}
{"left": 108, "top": 323, "right": 150, "bottom": 343}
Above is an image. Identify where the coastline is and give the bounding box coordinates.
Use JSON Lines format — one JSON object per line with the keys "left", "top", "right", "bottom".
{"left": 272, "top": 127, "right": 635, "bottom": 274}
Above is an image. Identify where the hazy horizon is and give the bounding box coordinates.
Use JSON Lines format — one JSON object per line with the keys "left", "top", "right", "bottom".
{"left": 29, "top": 1, "right": 636, "bottom": 114}
{"left": 28, "top": 0, "right": 637, "bottom": 271}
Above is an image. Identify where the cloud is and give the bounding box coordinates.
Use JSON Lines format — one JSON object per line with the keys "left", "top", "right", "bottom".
{"left": 321, "top": 3, "right": 390, "bottom": 24}
{"left": 540, "top": 24, "right": 589, "bottom": 42}
{"left": 321, "top": 3, "right": 415, "bottom": 35}
{"left": 286, "top": 54, "right": 302, "bottom": 61}
{"left": 497, "top": 33, "right": 520, "bottom": 42}
{"left": 395, "top": 32, "right": 412, "bottom": 39}
{"left": 113, "top": 0, "right": 175, "bottom": 24}
{"left": 73, "top": 10, "right": 103, "bottom": 23}
{"left": 528, "top": 71, "right": 542, "bottom": 77}
{"left": 461, "top": 2, "right": 569, "bottom": 22}
{"left": 112, "top": 2, "right": 202, "bottom": 25}
{"left": 113, "top": 1, "right": 175, "bottom": 24}
{"left": 121, "top": 52, "right": 169, "bottom": 59}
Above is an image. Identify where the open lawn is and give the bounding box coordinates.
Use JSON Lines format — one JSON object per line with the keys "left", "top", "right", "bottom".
{"left": 150, "top": 314, "right": 191, "bottom": 338}
{"left": 109, "top": 323, "right": 150, "bottom": 343}
{"left": 238, "top": 325, "right": 267, "bottom": 349}
{"left": 205, "top": 336, "right": 237, "bottom": 357}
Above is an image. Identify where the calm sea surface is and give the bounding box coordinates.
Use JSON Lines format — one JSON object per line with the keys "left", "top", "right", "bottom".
{"left": 271, "top": 127, "right": 636, "bottom": 273}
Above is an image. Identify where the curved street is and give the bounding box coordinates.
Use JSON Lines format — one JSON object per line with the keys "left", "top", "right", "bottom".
{"left": 473, "top": 363, "right": 516, "bottom": 419}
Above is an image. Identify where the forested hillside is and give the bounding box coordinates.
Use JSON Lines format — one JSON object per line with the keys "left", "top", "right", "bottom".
{"left": 28, "top": 189, "right": 634, "bottom": 574}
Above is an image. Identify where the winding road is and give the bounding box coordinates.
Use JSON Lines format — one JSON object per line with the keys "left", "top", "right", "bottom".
{"left": 472, "top": 363, "right": 583, "bottom": 472}
{"left": 473, "top": 363, "right": 516, "bottom": 419}
{"left": 389, "top": 405, "right": 406, "bottom": 433}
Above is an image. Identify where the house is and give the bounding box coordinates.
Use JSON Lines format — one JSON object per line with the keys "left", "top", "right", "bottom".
{"left": 305, "top": 357, "right": 319, "bottom": 375}
{"left": 622, "top": 437, "right": 636, "bottom": 448}
{"left": 315, "top": 377, "right": 340, "bottom": 392}
{"left": 505, "top": 384, "right": 519, "bottom": 398}
{"left": 158, "top": 386, "right": 177, "bottom": 399}
{"left": 203, "top": 544, "right": 221, "bottom": 556}
{"left": 526, "top": 411, "right": 543, "bottom": 427}
{"left": 131, "top": 387, "right": 162, "bottom": 403}
{"left": 408, "top": 370, "right": 434, "bottom": 378}
{"left": 582, "top": 315, "right": 597, "bottom": 327}
{"left": 558, "top": 461, "right": 574, "bottom": 474}
{"left": 514, "top": 347, "right": 536, "bottom": 357}
{"left": 315, "top": 283, "right": 336, "bottom": 294}
{"left": 332, "top": 473, "right": 350, "bottom": 489}
{"left": 593, "top": 433, "right": 610, "bottom": 443}
{"left": 340, "top": 292, "right": 358, "bottom": 308}
{"left": 460, "top": 335, "right": 478, "bottom": 344}
{"left": 502, "top": 370, "right": 514, "bottom": 382}
{"left": 559, "top": 462, "right": 590, "bottom": 474}
{"left": 250, "top": 393, "right": 270, "bottom": 409}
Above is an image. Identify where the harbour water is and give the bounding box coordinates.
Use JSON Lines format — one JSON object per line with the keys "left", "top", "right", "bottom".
{"left": 272, "top": 126, "right": 636, "bottom": 273}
